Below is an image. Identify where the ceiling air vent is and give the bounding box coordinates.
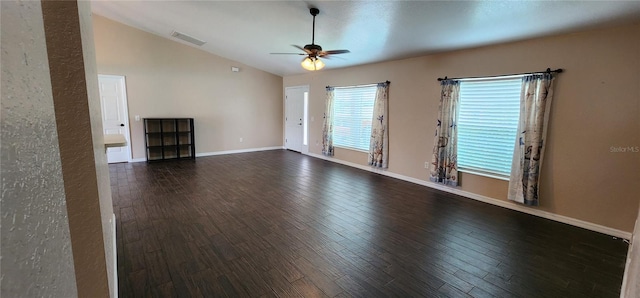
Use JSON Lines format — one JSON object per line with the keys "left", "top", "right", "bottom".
{"left": 170, "top": 31, "right": 206, "bottom": 46}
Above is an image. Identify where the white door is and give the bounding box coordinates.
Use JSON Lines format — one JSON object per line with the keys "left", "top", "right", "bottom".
{"left": 98, "top": 75, "right": 131, "bottom": 163}
{"left": 285, "top": 86, "right": 307, "bottom": 153}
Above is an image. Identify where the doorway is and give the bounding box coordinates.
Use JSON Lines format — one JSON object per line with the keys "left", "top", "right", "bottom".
{"left": 98, "top": 74, "right": 131, "bottom": 163}
{"left": 284, "top": 86, "right": 309, "bottom": 154}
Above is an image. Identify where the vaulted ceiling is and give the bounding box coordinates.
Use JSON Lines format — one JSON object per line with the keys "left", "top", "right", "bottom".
{"left": 91, "top": 1, "right": 640, "bottom": 77}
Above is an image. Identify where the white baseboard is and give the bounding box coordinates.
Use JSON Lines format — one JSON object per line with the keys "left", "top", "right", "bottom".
{"left": 112, "top": 213, "right": 118, "bottom": 298}
{"left": 306, "top": 152, "right": 631, "bottom": 240}
{"left": 129, "top": 147, "right": 285, "bottom": 162}
{"left": 196, "top": 146, "right": 284, "bottom": 157}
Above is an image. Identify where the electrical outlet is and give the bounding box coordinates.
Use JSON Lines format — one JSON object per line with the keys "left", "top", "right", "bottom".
{"left": 424, "top": 162, "right": 429, "bottom": 169}
{"left": 239, "top": 137, "right": 243, "bottom": 143}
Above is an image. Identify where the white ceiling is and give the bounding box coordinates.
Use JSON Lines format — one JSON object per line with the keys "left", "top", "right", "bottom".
{"left": 91, "top": 1, "right": 640, "bottom": 77}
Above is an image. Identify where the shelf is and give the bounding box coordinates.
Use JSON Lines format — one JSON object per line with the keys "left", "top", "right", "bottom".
{"left": 176, "top": 119, "right": 191, "bottom": 132}
{"left": 147, "top": 147, "right": 163, "bottom": 160}
{"left": 146, "top": 135, "right": 162, "bottom": 147}
{"left": 145, "top": 120, "right": 162, "bottom": 133}
{"left": 144, "top": 118, "right": 195, "bottom": 162}
{"left": 104, "top": 134, "right": 127, "bottom": 147}
{"left": 145, "top": 132, "right": 179, "bottom": 135}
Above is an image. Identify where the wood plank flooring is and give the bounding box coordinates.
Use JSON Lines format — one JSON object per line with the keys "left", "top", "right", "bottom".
{"left": 110, "top": 150, "right": 628, "bottom": 297}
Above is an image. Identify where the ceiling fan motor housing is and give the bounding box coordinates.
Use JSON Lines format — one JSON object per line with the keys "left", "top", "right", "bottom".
{"left": 304, "top": 44, "right": 323, "bottom": 53}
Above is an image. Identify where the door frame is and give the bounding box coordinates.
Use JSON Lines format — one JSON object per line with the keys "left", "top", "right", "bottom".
{"left": 98, "top": 74, "right": 132, "bottom": 163}
{"left": 284, "top": 85, "right": 309, "bottom": 155}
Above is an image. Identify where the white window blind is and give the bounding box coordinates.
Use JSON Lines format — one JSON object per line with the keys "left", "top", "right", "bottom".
{"left": 458, "top": 78, "right": 522, "bottom": 178}
{"left": 333, "top": 85, "right": 377, "bottom": 151}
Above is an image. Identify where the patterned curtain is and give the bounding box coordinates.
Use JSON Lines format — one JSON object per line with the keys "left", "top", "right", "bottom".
{"left": 429, "top": 80, "right": 460, "bottom": 186}
{"left": 508, "top": 73, "right": 555, "bottom": 205}
{"left": 369, "top": 82, "right": 389, "bottom": 168}
{"left": 322, "top": 87, "right": 335, "bottom": 156}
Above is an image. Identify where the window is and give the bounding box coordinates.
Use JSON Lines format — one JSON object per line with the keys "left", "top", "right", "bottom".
{"left": 332, "top": 85, "right": 377, "bottom": 151}
{"left": 457, "top": 78, "right": 521, "bottom": 179}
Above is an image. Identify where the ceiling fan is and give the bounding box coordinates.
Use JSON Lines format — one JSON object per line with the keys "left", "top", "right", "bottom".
{"left": 271, "top": 7, "right": 350, "bottom": 71}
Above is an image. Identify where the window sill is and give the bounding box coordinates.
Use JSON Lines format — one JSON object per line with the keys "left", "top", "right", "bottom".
{"left": 459, "top": 168, "right": 510, "bottom": 181}
{"left": 334, "top": 145, "right": 368, "bottom": 154}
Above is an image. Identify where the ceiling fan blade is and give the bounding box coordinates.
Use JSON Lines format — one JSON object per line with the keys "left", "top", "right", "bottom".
{"left": 270, "top": 53, "right": 306, "bottom": 55}
{"left": 322, "top": 55, "right": 347, "bottom": 60}
{"left": 323, "top": 49, "right": 350, "bottom": 55}
{"left": 319, "top": 55, "right": 347, "bottom": 61}
{"left": 292, "top": 45, "right": 312, "bottom": 54}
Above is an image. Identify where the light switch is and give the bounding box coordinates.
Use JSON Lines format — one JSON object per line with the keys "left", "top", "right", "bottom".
{"left": 135, "top": 115, "right": 140, "bottom": 121}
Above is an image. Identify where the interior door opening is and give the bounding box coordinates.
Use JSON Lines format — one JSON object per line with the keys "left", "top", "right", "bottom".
{"left": 284, "top": 86, "right": 309, "bottom": 154}
{"left": 98, "top": 74, "right": 132, "bottom": 163}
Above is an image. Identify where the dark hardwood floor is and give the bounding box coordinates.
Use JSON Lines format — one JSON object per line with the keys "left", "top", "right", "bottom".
{"left": 110, "top": 150, "right": 628, "bottom": 297}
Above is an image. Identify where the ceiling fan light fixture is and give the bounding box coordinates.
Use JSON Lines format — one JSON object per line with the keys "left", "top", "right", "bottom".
{"left": 301, "top": 56, "right": 325, "bottom": 71}
{"left": 272, "top": 8, "right": 349, "bottom": 71}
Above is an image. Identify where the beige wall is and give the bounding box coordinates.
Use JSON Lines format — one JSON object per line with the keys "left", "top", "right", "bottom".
{"left": 80, "top": 1, "right": 117, "bottom": 296}
{"left": 42, "top": 1, "right": 114, "bottom": 297}
{"left": 284, "top": 23, "right": 640, "bottom": 232}
{"left": 93, "top": 15, "right": 284, "bottom": 160}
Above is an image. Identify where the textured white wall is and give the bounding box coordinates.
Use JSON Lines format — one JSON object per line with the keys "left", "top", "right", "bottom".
{"left": 0, "top": 1, "right": 78, "bottom": 297}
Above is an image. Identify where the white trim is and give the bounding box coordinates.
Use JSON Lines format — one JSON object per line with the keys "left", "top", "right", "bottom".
{"left": 620, "top": 207, "right": 640, "bottom": 298}
{"left": 129, "top": 147, "right": 284, "bottom": 162}
{"left": 334, "top": 145, "right": 369, "bottom": 154}
{"left": 195, "top": 146, "right": 284, "bottom": 157}
{"left": 112, "top": 213, "right": 118, "bottom": 298}
{"left": 306, "top": 152, "right": 631, "bottom": 240}
{"left": 458, "top": 167, "right": 510, "bottom": 181}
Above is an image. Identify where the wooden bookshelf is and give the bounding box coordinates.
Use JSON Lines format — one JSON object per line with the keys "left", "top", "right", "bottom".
{"left": 144, "top": 118, "right": 195, "bottom": 162}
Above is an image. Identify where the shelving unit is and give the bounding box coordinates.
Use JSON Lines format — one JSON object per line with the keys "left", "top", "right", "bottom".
{"left": 144, "top": 118, "right": 195, "bottom": 162}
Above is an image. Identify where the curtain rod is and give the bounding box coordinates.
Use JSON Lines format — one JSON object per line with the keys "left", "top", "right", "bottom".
{"left": 437, "top": 68, "right": 563, "bottom": 82}
{"left": 327, "top": 80, "right": 390, "bottom": 89}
